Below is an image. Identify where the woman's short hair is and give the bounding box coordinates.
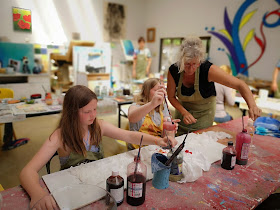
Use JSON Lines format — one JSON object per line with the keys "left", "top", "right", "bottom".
{"left": 177, "top": 35, "right": 206, "bottom": 73}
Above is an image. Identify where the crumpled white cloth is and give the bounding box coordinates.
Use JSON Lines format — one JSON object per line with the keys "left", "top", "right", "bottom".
{"left": 43, "top": 131, "right": 232, "bottom": 193}
{"left": 175, "top": 131, "right": 232, "bottom": 183}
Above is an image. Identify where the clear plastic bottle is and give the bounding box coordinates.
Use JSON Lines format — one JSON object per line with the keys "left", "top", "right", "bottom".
{"left": 221, "top": 141, "right": 237, "bottom": 170}
{"left": 167, "top": 150, "right": 183, "bottom": 181}
{"left": 106, "top": 170, "right": 124, "bottom": 206}
{"left": 236, "top": 129, "right": 251, "bottom": 165}
{"left": 94, "top": 85, "right": 100, "bottom": 97}
{"left": 126, "top": 156, "right": 147, "bottom": 206}
{"left": 101, "top": 86, "right": 108, "bottom": 98}
{"left": 162, "top": 117, "right": 176, "bottom": 138}
{"left": 246, "top": 118, "right": 255, "bottom": 147}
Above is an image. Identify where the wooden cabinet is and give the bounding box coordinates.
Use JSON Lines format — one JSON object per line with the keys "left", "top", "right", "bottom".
{"left": 87, "top": 73, "right": 110, "bottom": 81}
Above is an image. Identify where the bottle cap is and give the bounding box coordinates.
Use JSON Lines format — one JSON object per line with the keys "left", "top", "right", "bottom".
{"left": 112, "top": 170, "right": 119, "bottom": 176}
{"left": 228, "top": 141, "right": 233, "bottom": 146}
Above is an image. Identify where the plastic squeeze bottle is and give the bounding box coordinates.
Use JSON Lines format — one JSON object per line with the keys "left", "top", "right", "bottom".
{"left": 236, "top": 128, "right": 251, "bottom": 165}
{"left": 246, "top": 118, "right": 255, "bottom": 146}
{"left": 126, "top": 156, "right": 147, "bottom": 206}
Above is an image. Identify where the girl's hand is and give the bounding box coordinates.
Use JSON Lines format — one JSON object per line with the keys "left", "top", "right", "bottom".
{"left": 182, "top": 111, "right": 197, "bottom": 125}
{"left": 151, "top": 88, "right": 167, "bottom": 107}
{"left": 248, "top": 106, "right": 262, "bottom": 121}
{"left": 157, "top": 136, "right": 178, "bottom": 148}
{"left": 172, "top": 119, "right": 181, "bottom": 133}
{"left": 30, "top": 193, "right": 58, "bottom": 210}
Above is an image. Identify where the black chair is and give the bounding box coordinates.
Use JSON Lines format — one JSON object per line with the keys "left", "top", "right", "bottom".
{"left": 46, "top": 151, "right": 58, "bottom": 174}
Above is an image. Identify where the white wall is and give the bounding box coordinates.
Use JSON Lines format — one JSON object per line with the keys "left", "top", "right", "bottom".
{"left": 0, "top": 0, "right": 146, "bottom": 44}
{"left": 144, "top": 0, "right": 280, "bottom": 80}
{"left": 1, "top": 0, "right": 279, "bottom": 80}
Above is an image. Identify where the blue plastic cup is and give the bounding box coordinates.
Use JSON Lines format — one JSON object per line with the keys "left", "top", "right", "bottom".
{"left": 151, "top": 153, "right": 171, "bottom": 189}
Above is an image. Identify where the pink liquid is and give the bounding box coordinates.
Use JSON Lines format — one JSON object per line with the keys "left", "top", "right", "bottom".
{"left": 162, "top": 121, "right": 176, "bottom": 137}
{"left": 235, "top": 130, "right": 251, "bottom": 165}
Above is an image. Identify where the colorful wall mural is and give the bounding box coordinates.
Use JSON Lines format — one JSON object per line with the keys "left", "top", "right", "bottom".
{"left": 206, "top": 0, "right": 280, "bottom": 76}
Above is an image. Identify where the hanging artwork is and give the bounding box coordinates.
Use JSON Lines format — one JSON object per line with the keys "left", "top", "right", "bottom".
{"left": 12, "top": 7, "right": 32, "bottom": 32}
{"left": 103, "top": 2, "right": 126, "bottom": 42}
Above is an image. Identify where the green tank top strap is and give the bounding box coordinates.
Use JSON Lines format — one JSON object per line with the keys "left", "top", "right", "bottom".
{"left": 60, "top": 144, "right": 104, "bottom": 170}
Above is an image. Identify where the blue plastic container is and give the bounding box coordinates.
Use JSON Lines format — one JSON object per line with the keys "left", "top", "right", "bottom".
{"left": 151, "top": 153, "right": 171, "bottom": 189}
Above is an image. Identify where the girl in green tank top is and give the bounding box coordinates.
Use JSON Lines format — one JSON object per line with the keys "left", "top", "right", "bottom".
{"left": 20, "top": 85, "right": 178, "bottom": 210}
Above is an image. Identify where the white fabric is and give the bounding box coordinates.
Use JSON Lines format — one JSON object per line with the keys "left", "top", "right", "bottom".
{"left": 42, "top": 131, "right": 231, "bottom": 204}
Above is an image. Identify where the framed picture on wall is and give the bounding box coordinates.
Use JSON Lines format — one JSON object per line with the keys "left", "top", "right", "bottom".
{"left": 147, "top": 28, "right": 156, "bottom": 43}
{"left": 12, "top": 7, "right": 32, "bottom": 32}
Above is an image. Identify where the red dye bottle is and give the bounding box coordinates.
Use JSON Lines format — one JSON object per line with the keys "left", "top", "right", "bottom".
{"left": 126, "top": 156, "right": 147, "bottom": 206}
{"left": 221, "top": 141, "right": 236, "bottom": 170}
{"left": 106, "top": 170, "right": 124, "bottom": 206}
{"left": 235, "top": 129, "right": 251, "bottom": 165}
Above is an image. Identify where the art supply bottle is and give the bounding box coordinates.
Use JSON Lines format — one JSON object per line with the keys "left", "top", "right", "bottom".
{"left": 126, "top": 156, "right": 147, "bottom": 206}
{"left": 162, "top": 117, "right": 176, "bottom": 139}
{"left": 221, "top": 141, "right": 237, "bottom": 170}
{"left": 235, "top": 129, "right": 251, "bottom": 165}
{"left": 45, "top": 93, "right": 53, "bottom": 105}
{"left": 106, "top": 170, "right": 124, "bottom": 206}
{"left": 101, "top": 86, "right": 108, "bottom": 98}
{"left": 167, "top": 150, "right": 183, "bottom": 181}
{"left": 94, "top": 85, "right": 100, "bottom": 97}
{"left": 246, "top": 118, "right": 255, "bottom": 147}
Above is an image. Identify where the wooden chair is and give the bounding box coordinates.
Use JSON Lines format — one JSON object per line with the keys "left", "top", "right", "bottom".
{"left": 46, "top": 151, "right": 59, "bottom": 174}
{"left": 0, "top": 88, "right": 17, "bottom": 140}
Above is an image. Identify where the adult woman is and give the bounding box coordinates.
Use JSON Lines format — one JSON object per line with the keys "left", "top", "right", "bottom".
{"left": 20, "top": 85, "right": 177, "bottom": 209}
{"left": 167, "top": 35, "right": 261, "bottom": 135}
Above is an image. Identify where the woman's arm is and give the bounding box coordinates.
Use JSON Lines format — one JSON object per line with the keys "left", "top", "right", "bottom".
{"left": 128, "top": 87, "right": 166, "bottom": 123}
{"left": 100, "top": 120, "right": 178, "bottom": 147}
{"left": 271, "top": 67, "right": 280, "bottom": 92}
{"left": 208, "top": 65, "right": 261, "bottom": 120}
{"left": 20, "top": 130, "right": 61, "bottom": 209}
{"left": 167, "top": 70, "right": 197, "bottom": 124}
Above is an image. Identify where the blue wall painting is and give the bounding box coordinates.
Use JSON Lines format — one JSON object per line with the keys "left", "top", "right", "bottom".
{"left": 206, "top": 0, "right": 280, "bottom": 76}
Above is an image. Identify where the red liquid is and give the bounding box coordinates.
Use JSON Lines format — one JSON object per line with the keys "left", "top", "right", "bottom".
{"left": 221, "top": 152, "right": 236, "bottom": 170}
{"left": 106, "top": 175, "right": 124, "bottom": 206}
{"left": 126, "top": 174, "right": 146, "bottom": 206}
{"left": 236, "top": 131, "right": 251, "bottom": 165}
